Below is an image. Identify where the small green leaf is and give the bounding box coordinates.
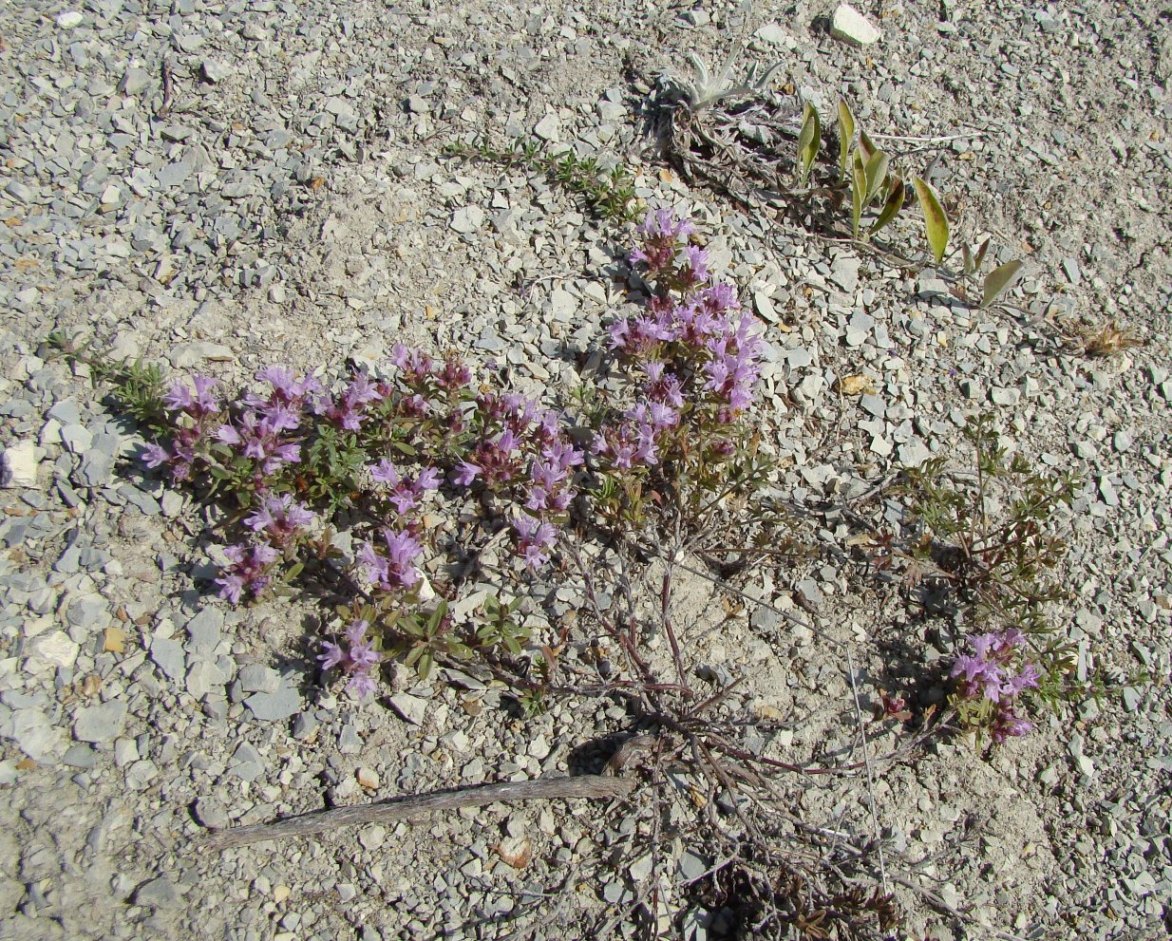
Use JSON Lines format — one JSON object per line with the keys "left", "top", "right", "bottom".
{"left": 863, "top": 150, "right": 890, "bottom": 206}
{"left": 850, "top": 151, "right": 866, "bottom": 238}
{"left": 796, "top": 103, "right": 820, "bottom": 185}
{"left": 858, "top": 129, "right": 878, "bottom": 164}
{"left": 869, "top": 175, "right": 905, "bottom": 236}
{"left": 912, "top": 177, "right": 949, "bottom": 264}
{"left": 981, "top": 259, "right": 1024, "bottom": 309}
{"left": 836, "top": 100, "right": 855, "bottom": 173}
{"left": 973, "top": 236, "right": 991, "bottom": 273}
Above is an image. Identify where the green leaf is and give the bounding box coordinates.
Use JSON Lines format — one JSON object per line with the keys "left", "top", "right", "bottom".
{"left": 912, "top": 177, "right": 949, "bottom": 264}
{"left": 981, "top": 259, "right": 1024, "bottom": 309}
{"left": 973, "top": 236, "right": 991, "bottom": 273}
{"left": 869, "top": 175, "right": 905, "bottom": 236}
{"left": 416, "top": 650, "right": 433, "bottom": 680}
{"left": 850, "top": 151, "right": 866, "bottom": 238}
{"left": 836, "top": 100, "right": 855, "bottom": 173}
{"left": 858, "top": 129, "right": 878, "bottom": 164}
{"left": 863, "top": 149, "right": 890, "bottom": 206}
{"left": 796, "top": 103, "right": 821, "bottom": 185}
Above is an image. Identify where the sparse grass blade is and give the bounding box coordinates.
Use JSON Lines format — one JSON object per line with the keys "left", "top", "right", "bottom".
{"left": 796, "top": 102, "right": 820, "bottom": 185}
{"left": 913, "top": 177, "right": 949, "bottom": 264}
{"left": 981, "top": 259, "right": 1024, "bottom": 308}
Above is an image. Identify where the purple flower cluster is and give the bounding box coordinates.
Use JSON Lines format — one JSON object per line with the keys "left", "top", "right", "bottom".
{"left": 447, "top": 389, "right": 584, "bottom": 569}
{"left": 359, "top": 527, "right": 424, "bottom": 591}
{"left": 319, "top": 618, "right": 381, "bottom": 698}
{"left": 513, "top": 514, "right": 558, "bottom": 568}
{"left": 215, "top": 543, "right": 280, "bottom": 604}
{"left": 950, "top": 629, "right": 1040, "bottom": 741}
{"left": 142, "top": 375, "right": 222, "bottom": 481}
{"left": 629, "top": 208, "right": 695, "bottom": 274}
{"left": 244, "top": 493, "right": 317, "bottom": 546}
{"left": 598, "top": 210, "right": 764, "bottom": 475}
{"left": 371, "top": 459, "right": 441, "bottom": 515}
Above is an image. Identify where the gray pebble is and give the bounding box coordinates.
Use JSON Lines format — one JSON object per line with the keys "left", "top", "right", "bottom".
{"left": 62, "top": 743, "right": 97, "bottom": 768}
{"left": 120, "top": 68, "right": 152, "bottom": 96}
{"left": 134, "top": 876, "right": 179, "bottom": 907}
{"left": 73, "top": 700, "right": 127, "bottom": 743}
{"left": 389, "top": 693, "right": 428, "bottom": 725}
{"left": 150, "top": 637, "right": 186, "bottom": 681}
{"left": 244, "top": 681, "right": 301, "bottom": 722}
{"left": 193, "top": 796, "right": 230, "bottom": 830}
{"left": 186, "top": 608, "right": 223, "bottom": 655}
{"left": 338, "top": 721, "right": 363, "bottom": 753}
{"left": 238, "top": 663, "right": 281, "bottom": 694}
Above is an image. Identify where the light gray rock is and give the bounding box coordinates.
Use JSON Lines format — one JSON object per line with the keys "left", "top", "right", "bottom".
{"left": 74, "top": 701, "right": 127, "bottom": 743}
{"left": 186, "top": 608, "right": 223, "bottom": 655}
{"left": 450, "top": 206, "right": 484, "bottom": 234}
{"left": 150, "top": 637, "right": 186, "bottom": 681}
{"left": 389, "top": 692, "right": 428, "bottom": 725}
{"left": 533, "top": 113, "right": 560, "bottom": 142}
{"left": 186, "top": 659, "right": 226, "bottom": 699}
{"left": 244, "top": 681, "right": 301, "bottom": 721}
{"left": 201, "top": 60, "right": 233, "bottom": 84}
{"left": 134, "top": 876, "right": 180, "bottom": 907}
{"left": 238, "top": 663, "right": 281, "bottom": 694}
{"left": 898, "top": 439, "right": 933, "bottom": 467}
{"left": 11, "top": 709, "right": 62, "bottom": 761}
{"left": 193, "top": 796, "right": 230, "bottom": 829}
{"left": 831, "top": 4, "right": 882, "bottom": 46}
{"left": 1, "top": 441, "right": 38, "bottom": 488}
{"left": 120, "top": 68, "right": 152, "bottom": 96}
{"left": 229, "top": 742, "right": 264, "bottom": 782}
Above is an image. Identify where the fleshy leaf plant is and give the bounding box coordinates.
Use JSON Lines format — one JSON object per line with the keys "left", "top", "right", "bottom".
{"left": 912, "top": 176, "right": 950, "bottom": 264}
{"left": 661, "top": 49, "right": 787, "bottom": 113}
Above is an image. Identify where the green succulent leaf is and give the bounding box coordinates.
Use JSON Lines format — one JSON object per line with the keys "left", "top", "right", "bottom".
{"left": 863, "top": 149, "right": 890, "bottom": 206}
{"left": 850, "top": 151, "right": 866, "bottom": 238}
{"left": 836, "top": 100, "right": 855, "bottom": 173}
{"left": 796, "top": 102, "right": 821, "bottom": 185}
{"left": 858, "top": 129, "right": 878, "bottom": 164}
{"left": 981, "top": 259, "right": 1024, "bottom": 309}
{"left": 870, "top": 175, "right": 905, "bottom": 236}
{"left": 913, "top": 177, "right": 950, "bottom": 264}
{"left": 973, "top": 236, "right": 991, "bottom": 273}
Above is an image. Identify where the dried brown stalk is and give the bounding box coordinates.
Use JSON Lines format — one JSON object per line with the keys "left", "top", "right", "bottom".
{"left": 203, "top": 775, "right": 634, "bottom": 851}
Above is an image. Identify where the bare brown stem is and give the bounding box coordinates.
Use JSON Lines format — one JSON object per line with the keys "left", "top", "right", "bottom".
{"left": 203, "top": 775, "right": 634, "bottom": 851}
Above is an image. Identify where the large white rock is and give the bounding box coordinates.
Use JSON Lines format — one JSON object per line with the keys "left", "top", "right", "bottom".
{"left": 0, "top": 440, "right": 38, "bottom": 488}
{"left": 831, "top": 4, "right": 882, "bottom": 47}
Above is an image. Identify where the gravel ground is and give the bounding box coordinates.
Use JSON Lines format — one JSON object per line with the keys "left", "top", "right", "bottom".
{"left": 1, "top": 1, "right": 1170, "bottom": 939}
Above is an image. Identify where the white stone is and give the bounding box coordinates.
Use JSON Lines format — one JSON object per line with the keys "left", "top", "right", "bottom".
{"left": 56, "top": 11, "right": 84, "bottom": 28}
{"left": 831, "top": 4, "right": 882, "bottom": 47}
{"left": 754, "top": 23, "right": 791, "bottom": 46}
{"left": 11, "top": 710, "right": 62, "bottom": 761}
{"left": 548, "top": 288, "right": 577, "bottom": 320}
{"left": 1, "top": 440, "right": 38, "bottom": 488}
{"left": 28, "top": 632, "right": 79, "bottom": 669}
{"left": 533, "top": 113, "right": 560, "bottom": 142}
{"left": 450, "top": 206, "right": 484, "bottom": 234}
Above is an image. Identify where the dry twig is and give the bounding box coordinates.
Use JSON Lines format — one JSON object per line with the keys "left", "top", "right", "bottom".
{"left": 203, "top": 775, "right": 634, "bottom": 851}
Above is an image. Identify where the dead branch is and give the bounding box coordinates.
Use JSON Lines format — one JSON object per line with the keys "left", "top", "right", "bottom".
{"left": 203, "top": 774, "right": 634, "bottom": 851}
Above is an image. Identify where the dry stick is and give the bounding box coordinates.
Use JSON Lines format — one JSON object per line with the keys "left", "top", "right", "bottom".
{"left": 203, "top": 775, "right": 634, "bottom": 851}
{"left": 156, "top": 58, "right": 174, "bottom": 118}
